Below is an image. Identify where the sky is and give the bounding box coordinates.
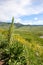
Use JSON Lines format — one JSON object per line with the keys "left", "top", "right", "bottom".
{"left": 0, "top": 0, "right": 43, "bottom": 25}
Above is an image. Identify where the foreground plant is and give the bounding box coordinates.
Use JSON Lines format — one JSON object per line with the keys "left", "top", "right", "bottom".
{"left": 0, "top": 17, "right": 27, "bottom": 65}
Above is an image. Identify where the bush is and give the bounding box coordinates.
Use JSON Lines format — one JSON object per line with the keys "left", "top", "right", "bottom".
{"left": 1, "top": 41, "right": 27, "bottom": 65}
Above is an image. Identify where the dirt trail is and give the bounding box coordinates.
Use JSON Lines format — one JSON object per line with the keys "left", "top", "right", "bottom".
{"left": 0, "top": 60, "right": 4, "bottom": 65}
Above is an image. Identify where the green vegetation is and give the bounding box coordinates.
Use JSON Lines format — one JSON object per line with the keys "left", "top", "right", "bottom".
{"left": 0, "top": 18, "right": 43, "bottom": 65}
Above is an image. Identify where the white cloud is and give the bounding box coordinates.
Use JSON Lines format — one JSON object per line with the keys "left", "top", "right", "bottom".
{"left": 15, "top": 18, "right": 32, "bottom": 25}
{"left": 0, "top": 0, "right": 32, "bottom": 21}
{"left": 0, "top": 0, "right": 43, "bottom": 25}
{"left": 32, "top": 20, "right": 43, "bottom": 25}
{"left": 34, "top": 17, "right": 38, "bottom": 21}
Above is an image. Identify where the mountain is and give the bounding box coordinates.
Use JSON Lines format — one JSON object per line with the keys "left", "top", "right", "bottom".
{"left": 0, "top": 22, "right": 23, "bottom": 29}
{"left": 0, "top": 22, "right": 43, "bottom": 30}
{"left": 0, "top": 22, "right": 30, "bottom": 28}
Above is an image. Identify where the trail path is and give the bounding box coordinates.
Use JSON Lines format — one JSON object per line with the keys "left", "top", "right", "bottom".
{"left": 0, "top": 60, "right": 4, "bottom": 65}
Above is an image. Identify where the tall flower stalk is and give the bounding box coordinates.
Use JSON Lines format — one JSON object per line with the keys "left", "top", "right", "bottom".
{"left": 8, "top": 17, "right": 14, "bottom": 45}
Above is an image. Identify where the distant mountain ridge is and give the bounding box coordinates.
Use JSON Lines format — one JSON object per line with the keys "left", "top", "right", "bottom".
{"left": 0, "top": 22, "right": 31, "bottom": 27}
{"left": 0, "top": 22, "right": 43, "bottom": 32}
{"left": 0, "top": 22, "right": 43, "bottom": 28}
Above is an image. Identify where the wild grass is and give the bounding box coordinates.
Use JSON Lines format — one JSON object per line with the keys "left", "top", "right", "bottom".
{"left": 0, "top": 17, "right": 43, "bottom": 65}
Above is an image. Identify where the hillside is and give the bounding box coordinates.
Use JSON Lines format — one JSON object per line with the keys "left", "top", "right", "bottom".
{"left": 0, "top": 22, "right": 43, "bottom": 29}
{"left": 0, "top": 20, "right": 43, "bottom": 65}
{"left": 0, "top": 22, "right": 43, "bottom": 35}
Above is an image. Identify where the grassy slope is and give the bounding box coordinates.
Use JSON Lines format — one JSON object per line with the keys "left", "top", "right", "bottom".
{"left": 0, "top": 23, "right": 43, "bottom": 65}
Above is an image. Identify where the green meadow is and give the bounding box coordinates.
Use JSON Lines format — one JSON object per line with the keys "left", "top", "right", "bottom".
{"left": 0, "top": 18, "right": 43, "bottom": 65}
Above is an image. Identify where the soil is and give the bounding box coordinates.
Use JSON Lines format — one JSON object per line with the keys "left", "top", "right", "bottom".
{"left": 0, "top": 60, "right": 4, "bottom": 65}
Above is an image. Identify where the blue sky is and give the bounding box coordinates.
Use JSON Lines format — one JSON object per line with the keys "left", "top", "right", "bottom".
{"left": 0, "top": 0, "right": 43, "bottom": 25}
